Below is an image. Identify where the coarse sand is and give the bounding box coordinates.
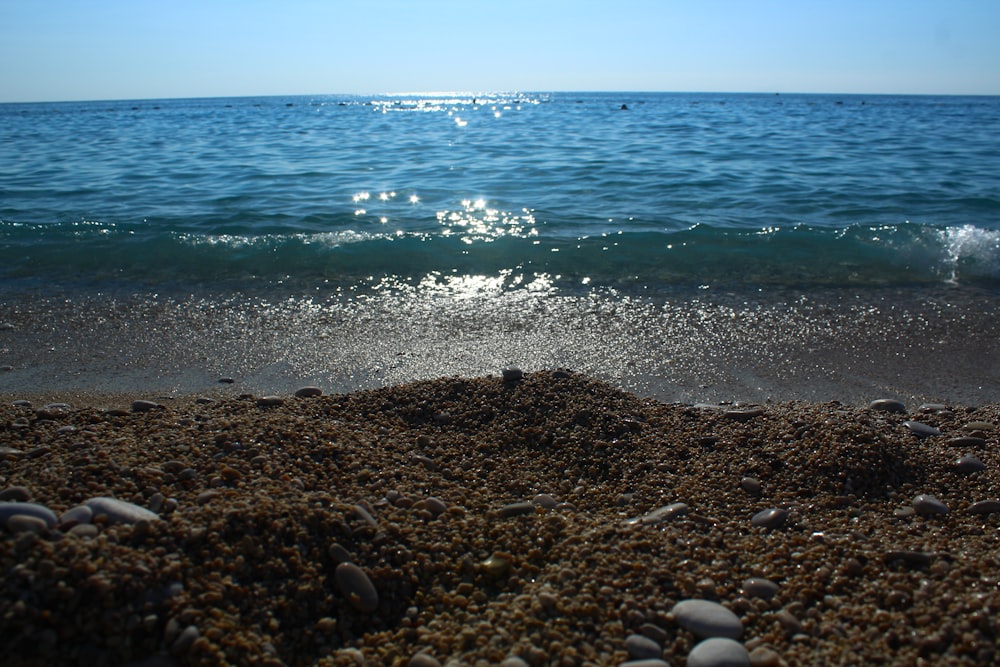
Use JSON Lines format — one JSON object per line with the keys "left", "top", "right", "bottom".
{"left": 1, "top": 371, "right": 999, "bottom": 666}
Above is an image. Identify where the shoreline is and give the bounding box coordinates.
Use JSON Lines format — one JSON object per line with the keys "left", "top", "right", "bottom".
{"left": 2, "top": 282, "right": 998, "bottom": 408}
{"left": 2, "top": 371, "right": 999, "bottom": 666}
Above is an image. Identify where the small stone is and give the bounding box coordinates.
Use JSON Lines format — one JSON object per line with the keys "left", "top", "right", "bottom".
{"left": 739, "top": 477, "right": 761, "bottom": 494}
{"left": 171, "top": 625, "right": 200, "bottom": 655}
{"left": 6, "top": 514, "right": 49, "bottom": 534}
{"left": 955, "top": 456, "right": 986, "bottom": 474}
{"left": 409, "top": 653, "right": 442, "bottom": 667}
{"left": 640, "top": 622, "right": 669, "bottom": 644}
{"left": 903, "top": 421, "right": 941, "bottom": 438}
{"left": 620, "top": 661, "right": 670, "bottom": 667}
{"left": 638, "top": 502, "right": 689, "bottom": 525}
{"left": 747, "top": 646, "right": 781, "bottom": 667}
{"left": 968, "top": 499, "right": 1000, "bottom": 514}
{"left": 498, "top": 501, "right": 535, "bottom": 518}
{"left": 59, "top": 504, "right": 94, "bottom": 526}
{"left": 295, "top": 386, "right": 323, "bottom": 398}
{"left": 69, "top": 523, "right": 99, "bottom": 538}
{"left": 418, "top": 496, "right": 448, "bottom": 516}
{"left": 912, "top": 494, "right": 948, "bottom": 515}
{"left": 197, "top": 490, "right": 221, "bottom": 505}
{"left": 751, "top": 508, "right": 787, "bottom": 529}
{"left": 884, "top": 550, "right": 933, "bottom": 567}
{"left": 85, "top": 497, "right": 160, "bottom": 524}
{"left": 948, "top": 436, "right": 986, "bottom": 448}
{"left": 532, "top": 493, "right": 558, "bottom": 509}
{"left": 893, "top": 507, "right": 915, "bottom": 518}
{"left": 501, "top": 658, "right": 531, "bottom": 667}
{"left": 687, "top": 638, "right": 750, "bottom": 667}
{"left": 502, "top": 367, "right": 524, "bottom": 382}
{"left": 0, "top": 501, "right": 58, "bottom": 527}
{"left": 964, "top": 421, "right": 995, "bottom": 431}
{"left": 0, "top": 486, "right": 32, "bottom": 502}
{"left": 724, "top": 408, "right": 764, "bottom": 422}
{"left": 132, "top": 400, "right": 161, "bottom": 413}
{"left": 869, "top": 399, "right": 906, "bottom": 413}
{"left": 626, "top": 633, "right": 662, "bottom": 659}
{"left": 774, "top": 609, "right": 803, "bottom": 635}
{"left": 741, "top": 578, "right": 779, "bottom": 600}
{"left": 257, "top": 395, "right": 284, "bottom": 407}
{"left": 335, "top": 562, "right": 378, "bottom": 613}
{"left": 480, "top": 553, "right": 511, "bottom": 578}
{"left": 673, "top": 599, "right": 743, "bottom": 640}
{"left": 218, "top": 377, "right": 235, "bottom": 384}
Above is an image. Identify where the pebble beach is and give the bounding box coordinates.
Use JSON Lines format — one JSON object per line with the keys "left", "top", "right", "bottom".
{"left": 2, "top": 370, "right": 999, "bottom": 666}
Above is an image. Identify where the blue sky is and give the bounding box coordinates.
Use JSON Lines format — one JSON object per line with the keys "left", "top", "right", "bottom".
{"left": 1, "top": 0, "right": 997, "bottom": 102}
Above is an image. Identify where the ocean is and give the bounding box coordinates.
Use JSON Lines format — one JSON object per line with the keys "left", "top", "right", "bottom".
{"left": 1, "top": 92, "right": 999, "bottom": 403}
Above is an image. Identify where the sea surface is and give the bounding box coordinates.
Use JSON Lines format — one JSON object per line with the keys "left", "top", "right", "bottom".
{"left": 1, "top": 92, "right": 999, "bottom": 402}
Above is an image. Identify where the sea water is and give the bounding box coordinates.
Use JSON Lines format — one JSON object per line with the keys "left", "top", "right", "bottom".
{"left": 1, "top": 92, "right": 998, "bottom": 402}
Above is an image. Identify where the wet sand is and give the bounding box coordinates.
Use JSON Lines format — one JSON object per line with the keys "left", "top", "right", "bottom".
{"left": 2, "top": 371, "right": 999, "bottom": 666}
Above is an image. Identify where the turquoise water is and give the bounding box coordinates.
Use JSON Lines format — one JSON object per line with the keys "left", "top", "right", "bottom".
{"left": 2, "top": 92, "right": 998, "bottom": 292}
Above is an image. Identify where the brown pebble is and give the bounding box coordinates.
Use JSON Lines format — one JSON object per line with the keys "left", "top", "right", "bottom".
{"left": 335, "top": 562, "right": 378, "bottom": 613}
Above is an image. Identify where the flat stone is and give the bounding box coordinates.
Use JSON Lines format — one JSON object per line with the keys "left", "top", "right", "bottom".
{"left": 741, "top": 577, "right": 779, "bottom": 600}
{"left": 948, "top": 436, "right": 987, "bottom": 448}
{"left": 965, "top": 421, "right": 995, "bottom": 431}
{"left": 955, "top": 456, "right": 986, "bottom": 474}
{"left": 869, "top": 399, "right": 906, "bottom": 413}
{"left": 968, "top": 499, "right": 1000, "bottom": 514}
{"left": 912, "top": 494, "right": 948, "bottom": 515}
{"left": 85, "top": 497, "right": 161, "bottom": 524}
{"left": 620, "top": 661, "right": 670, "bottom": 667}
{"left": 687, "top": 638, "right": 750, "bottom": 667}
{"left": 498, "top": 502, "right": 535, "bottom": 518}
{"left": 639, "top": 502, "right": 689, "bottom": 525}
{"left": 724, "top": 408, "right": 764, "bottom": 422}
{"left": 132, "top": 400, "right": 161, "bottom": 413}
{"left": 295, "top": 386, "right": 323, "bottom": 398}
{"left": 335, "top": 562, "right": 378, "bottom": 613}
{"left": 751, "top": 508, "right": 787, "bottom": 529}
{"left": 903, "top": 421, "right": 941, "bottom": 438}
{"left": 625, "top": 633, "right": 662, "bottom": 659}
{"left": 257, "top": 395, "right": 284, "bottom": 407}
{"left": 417, "top": 496, "right": 448, "bottom": 516}
{"left": 672, "top": 599, "right": 743, "bottom": 640}
{"left": 0, "top": 501, "right": 58, "bottom": 527}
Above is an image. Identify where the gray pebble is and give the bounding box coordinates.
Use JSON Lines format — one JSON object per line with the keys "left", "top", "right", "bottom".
{"left": 335, "top": 562, "right": 379, "bottom": 613}
{"left": 724, "top": 408, "right": 763, "bottom": 422}
{"left": 640, "top": 622, "right": 669, "bottom": 644}
{"left": 687, "top": 638, "right": 750, "bottom": 667}
{"left": 869, "top": 399, "right": 906, "bottom": 413}
{"left": 59, "top": 504, "right": 94, "bottom": 526}
{"left": 85, "top": 497, "right": 161, "bottom": 524}
{"left": 132, "top": 400, "right": 161, "bottom": 413}
{"left": 741, "top": 577, "right": 779, "bottom": 600}
{"left": 500, "top": 659, "right": 530, "bottom": 667}
{"left": 620, "top": 661, "right": 670, "bottom": 667}
{"left": 672, "top": 599, "right": 743, "bottom": 640}
{"left": 295, "top": 386, "right": 323, "bottom": 398}
{"left": 912, "top": 494, "right": 948, "bottom": 515}
{"left": 751, "top": 508, "right": 787, "bottom": 529}
{"left": 638, "top": 502, "right": 689, "bottom": 525}
{"left": 502, "top": 367, "right": 524, "bottom": 382}
{"left": 418, "top": 496, "right": 448, "bottom": 516}
{"left": 626, "top": 633, "right": 662, "bottom": 659}
{"left": 532, "top": 493, "right": 558, "bottom": 509}
{"left": 69, "top": 523, "right": 99, "bottom": 538}
{"left": 0, "top": 501, "right": 58, "bottom": 527}
{"left": 968, "top": 499, "right": 1000, "bottom": 514}
{"left": 955, "top": 456, "right": 986, "bottom": 474}
{"left": 903, "top": 421, "right": 941, "bottom": 438}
